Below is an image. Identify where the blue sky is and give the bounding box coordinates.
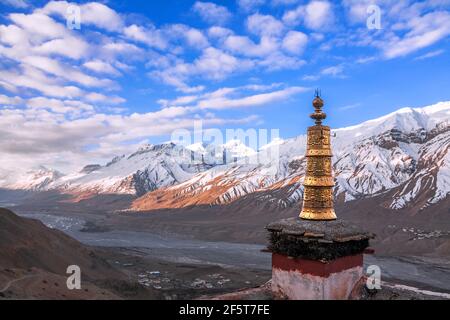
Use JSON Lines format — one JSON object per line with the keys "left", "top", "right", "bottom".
{"left": 0, "top": 0, "right": 449, "bottom": 172}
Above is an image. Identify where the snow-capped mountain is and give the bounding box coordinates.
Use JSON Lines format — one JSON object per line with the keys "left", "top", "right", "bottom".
{"left": 55, "top": 142, "right": 217, "bottom": 197}
{"left": 132, "top": 101, "right": 450, "bottom": 211}
{"left": 4, "top": 166, "right": 64, "bottom": 191}
{"left": 390, "top": 128, "right": 450, "bottom": 209}
{"left": 186, "top": 139, "right": 256, "bottom": 165}
{"left": 2, "top": 143, "right": 213, "bottom": 197}
{"left": 2, "top": 101, "right": 450, "bottom": 213}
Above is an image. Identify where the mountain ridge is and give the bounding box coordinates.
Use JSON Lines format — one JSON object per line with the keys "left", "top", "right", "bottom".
{"left": 1, "top": 101, "right": 449, "bottom": 212}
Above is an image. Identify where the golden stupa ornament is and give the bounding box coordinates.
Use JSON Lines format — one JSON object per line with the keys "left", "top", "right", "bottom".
{"left": 300, "top": 90, "right": 337, "bottom": 220}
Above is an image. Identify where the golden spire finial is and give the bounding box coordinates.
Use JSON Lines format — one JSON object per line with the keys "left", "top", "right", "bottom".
{"left": 300, "top": 91, "right": 337, "bottom": 220}
{"left": 311, "top": 89, "right": 326, "bottom": 125}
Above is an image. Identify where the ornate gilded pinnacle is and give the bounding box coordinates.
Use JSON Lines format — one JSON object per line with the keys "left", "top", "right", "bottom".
{"left": 299, "top": 91, "right": 337, "bottom": 221}
{"left": 310, "top": 90, "right": 327, "bottom": 125}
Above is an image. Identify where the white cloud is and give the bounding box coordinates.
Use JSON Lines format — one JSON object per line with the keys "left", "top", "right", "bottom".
{"left": 42, "top": 1, "right": 124, "bottom": 32}
{"left": 27, "top": 97, "right": 94, "bottom": 115}
{"left": 164, "top": 84, "right": 307, "bottom": 111}
{"left": 338, "top": 102, "right": 361, "bottom": 111}
{"left": 196, "top": 86, "right": 308, "bottom": 110}
{"left": 9, "top": 12, "right": 66, "bottom": 39}
{"left": 164, "top": 83, "right": 286, "bottom": 108}
{"left": 191, "top": 47, "right": 252, "bottom": 79}
{"left": 185, "top": 28, "right": 210, "bottom": 48}
{"left": 356, "top": 56, "right": 377, "bottom": 64}
{"left": 102, "top": 41, "right": 144, "bottom": 56}
{"left": 224, "top": 35, "right": 278, "bottom": 57}
{"left": 321, "top": 64, "right": 344, "bottom": 76}
{"left": 0, "top": 24, "right": 28, "bottom": 47}
{"left": 242, "top": 82, "right": 284, "bottom": 91}
{"left": 283, "top": 0, "right": 333, "bottom": 30}
{"left": 382, "top": 11, "right": 450, "bottom": 59}
{"left": 304, "top": 1, "right": 333, "bottom": 29}
{"left": 114, "top": 61, "right": 133, "bottom": 72}
{"left": 171, "top": 95, "right": 200, "bottom": 106}
{"left": 247, "top": 13, "right": 284, "bottom": 36}
{"left": 33, "top": 36, "right": 90, "bottom": 60}
{"left": 85, "top": 93, "right": 125, "bottom": 105}
{"left": 282, "top": 30, "right": 308, "bottom": 54}
{"left": 83, "top": 60, "right": 121, "bottom": 76}
{"left": 302, "top": 64, "right": 344, "bottom": 81}
{"left": 339, "top": 1, "right": 450, "bottom": 59}
{"left": 178, "top": 85, "right": 206, "bottom": 94}
{"left": 272, "top": 0, "right": 299, "bottom": 5}
{"left": 208, "top": 26, "right": 234, "bottom": 39}
{"left": 414, "top": 49, "right": 445, "bottom": 60}
{"left": 0, "top": 66, "right": 84, "bottom": 98}
{"left": 0, "top": 94, "right": 22, "bottom": 105}
{"left": 342, "top": 0, "right": 373, "bottom": 23}
{"left": 0, "top": 8, "right": 126, "bottom": 108}
{"left": 258, "top": 51, "right": 306, "bottom": 70}
{"left": 237, "top": 0, "right": 266, "bottom": 12}
{"left": 193, "top": 2, "right": 232, "bottom": 25}
{"left": 22, "top": 55, "right": 114, "bottom": 88}
{"left": 123, "top": 24, "right": 167, "bottom": 50}
{"left": 165, "top": 24, "right": 210, "bottom": 49}
{"left": 302, "top": 74, "right": 320, "bottom": 81}
{"left": 2, "top": 12, "right": 90, "bottom": 60}
{"left": 78, "top": 2, "right": 124, "bottom": 32}
{"left": 151, "top": 47, "right": 253, "bottom": 91}
{"left": 1, "top": 0, "right": 29, "bottom": 8}
{"left": 0, "top": 80, "right": 19, "bottom": 93}
{"left": 282, "top": 5, "right": 303, "bottom": 26}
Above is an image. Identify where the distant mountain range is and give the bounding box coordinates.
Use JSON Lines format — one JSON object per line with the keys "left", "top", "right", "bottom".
{"left": 2, "top": 101, "right": 449, "bottom": 214}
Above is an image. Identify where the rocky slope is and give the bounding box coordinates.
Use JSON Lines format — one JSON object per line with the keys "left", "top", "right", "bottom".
{"left": 0, "top": 208, "right": 124, "bottom": 299}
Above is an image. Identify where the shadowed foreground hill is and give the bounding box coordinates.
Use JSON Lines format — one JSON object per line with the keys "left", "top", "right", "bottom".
{"left": 0, "top": 208, "right": 157, "bottom": 299}
{"left": 0, "top": 208, "right": 119, "bottom": 277}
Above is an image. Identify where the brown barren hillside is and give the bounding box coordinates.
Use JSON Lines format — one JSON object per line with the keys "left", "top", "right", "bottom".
{"left": 0, "top": 208, "right": 156, "bottom": 299}
{"left": 0, "top": 208, "right": 120, "bottom": 279}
